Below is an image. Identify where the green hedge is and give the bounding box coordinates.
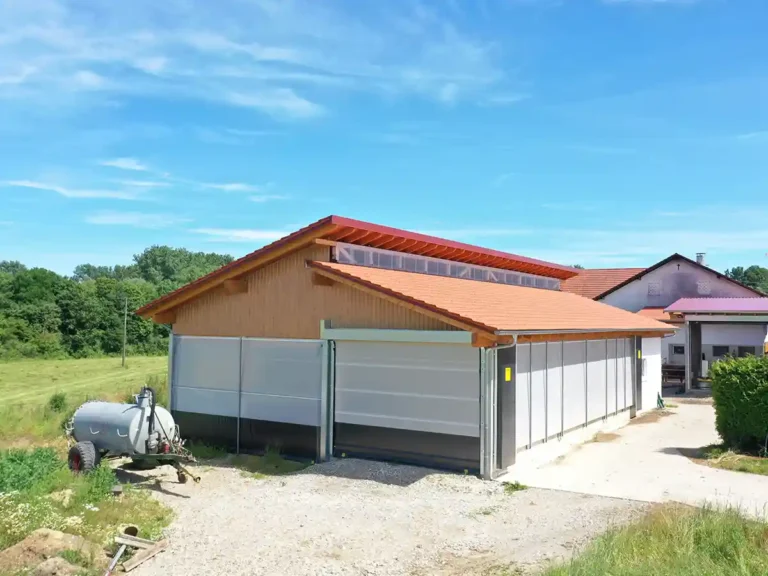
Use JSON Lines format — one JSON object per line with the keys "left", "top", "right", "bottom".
{"left": 710, "top": 355, "right": 768, "bottom": 451}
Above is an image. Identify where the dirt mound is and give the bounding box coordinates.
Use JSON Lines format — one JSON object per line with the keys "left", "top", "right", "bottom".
{"left": 31, "top": 557, "right": 81, "bottom": 576}
{"left": 0, "top": 528, "right": 103, "bottom": 573}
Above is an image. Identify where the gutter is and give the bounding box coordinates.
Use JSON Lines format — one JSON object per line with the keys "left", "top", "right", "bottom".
{"left": 495, "top": 328, "right": 672, "bottom": 336}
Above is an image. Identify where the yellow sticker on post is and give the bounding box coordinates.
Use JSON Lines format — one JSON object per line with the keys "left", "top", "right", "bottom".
{"left": 504, "top": 367, "right": 512, "bottom": 382}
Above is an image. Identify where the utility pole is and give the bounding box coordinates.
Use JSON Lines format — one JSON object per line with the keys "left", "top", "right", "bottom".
{"left": 122, "top": 296, "right": 128, "bottom": 368}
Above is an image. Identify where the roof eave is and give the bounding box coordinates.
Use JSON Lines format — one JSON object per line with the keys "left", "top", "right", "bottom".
{"left": 136, "top": 217, "right": 338, "bottom": 318}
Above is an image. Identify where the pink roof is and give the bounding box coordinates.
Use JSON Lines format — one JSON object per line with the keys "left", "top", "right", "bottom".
{"left": 665, "top": 298, "right": 768, "bottom": 314}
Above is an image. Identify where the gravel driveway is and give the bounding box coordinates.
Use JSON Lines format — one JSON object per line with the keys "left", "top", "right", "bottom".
{"left": 132, "top": 459, "right": 644, "bottom": 576}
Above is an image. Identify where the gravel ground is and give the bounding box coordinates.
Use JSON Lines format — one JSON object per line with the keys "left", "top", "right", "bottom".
{"left": 132, "top": 459, "right": 646, "bottom": 576}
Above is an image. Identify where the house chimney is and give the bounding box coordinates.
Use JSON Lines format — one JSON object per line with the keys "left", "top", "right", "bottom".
{"left": 696, "top": 252, "right": 706, "bottom": 265}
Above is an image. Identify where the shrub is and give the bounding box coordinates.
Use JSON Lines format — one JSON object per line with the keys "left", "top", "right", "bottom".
{"left": 47, "top": 392, "right": 67, "bottom": 413}
{"left": 710, "top": 355, "right": 768, "bottom": 451}
{"left": 0, "top": 448, "right": 64, "bottom": 493}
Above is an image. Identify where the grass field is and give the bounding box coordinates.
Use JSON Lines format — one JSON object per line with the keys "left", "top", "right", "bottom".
{"left": 0, "top": 356, "right": 167, "bottom": 407}
{"left": 0, "top": 357, "right": 168, "bottom": 448}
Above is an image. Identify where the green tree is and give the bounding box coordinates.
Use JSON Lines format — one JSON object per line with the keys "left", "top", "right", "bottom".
{"left": 0, "top": 245, "right": 230, "bottom": 359}
{"left": 725, "top": 265, "right": 768, "bottom": 293}
{"left": 0, "top": 261, "right": 27, "bottom": 275}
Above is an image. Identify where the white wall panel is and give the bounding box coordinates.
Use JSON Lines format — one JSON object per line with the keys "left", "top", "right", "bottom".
{"left": 240, "top": 339, "right": 323, "bottom": 426}
{"left": 546, "top": 341, "right": 563, "bottom": 437}
{"left": 617, "top": 339, "right": 626, "bottom": 409}
{"left": 587, "top": 340, "right": 607, "bottom": 422}
{"left": 530, "top": 343, "right": 547, "bottom": 444}
{"left": 641, "top": 337, "right": 662, "bottom": 413}
{"left": 606, "top": 339, "right": 617, "bottom": 415}
{"left": 516, "top": 343, "right": 531, "bottom": 448}
{"left": 563, "top": 341, "right": 586, "bottom": 430}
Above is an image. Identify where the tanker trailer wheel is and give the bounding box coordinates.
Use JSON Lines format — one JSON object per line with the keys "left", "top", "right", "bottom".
{"left": 68, "top": 441, "right": 100, "bottom": 473}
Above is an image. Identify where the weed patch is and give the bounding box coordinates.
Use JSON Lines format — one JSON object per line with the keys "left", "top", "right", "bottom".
{"left": 503, "top": 481, "right": 527, "bottom": 495}
{"left": 231, "top": 449, "right": 309, "bottom": 479}
{"left": 0, "top": 448, "right": 171, "bottom": 552}
{"left": 542, "top": 504, "right": 768, "bottom": 576}
{"left": 47, "top": 393, "right": 67, "bottom": 413}
{"left": 188, "top": 442, "right": 228, "bottom": 460}
{"left": 693, "top": 444, "right": 768, "bottom": 476}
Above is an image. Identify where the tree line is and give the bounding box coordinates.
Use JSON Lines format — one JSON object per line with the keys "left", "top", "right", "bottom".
{"left": 0, "top": 247, "right": 232, "bottom": 360}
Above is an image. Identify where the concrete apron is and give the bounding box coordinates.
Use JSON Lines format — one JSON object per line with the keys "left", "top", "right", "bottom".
{"left": 498, "top": 403, "right": 768, "bottom": 519}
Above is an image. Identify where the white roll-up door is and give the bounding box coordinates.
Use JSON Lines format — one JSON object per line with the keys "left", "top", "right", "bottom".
{"left": 333, "top": 341, "right": 480, "bottom": 470}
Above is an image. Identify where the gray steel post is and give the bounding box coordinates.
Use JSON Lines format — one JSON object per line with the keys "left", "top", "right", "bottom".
{"left": 319, "top": 341, "right": 329, "bottom": 462}
{"left": 544, "top": 342, "right": 548, "bottom": 442}
{"left": 479, "top": 348, "right": 487, "bottom": 478}
{"left": 584, "top": 340, "right": 588, "bottom": 426}
{"left": 604, "top": 339, "right": 608, "bottom": 420}
{"left": 237, "top": 338, "right": 244, "bottom": 454}
{"left": 166, "top": 330, "right": 175, "bottom": 412}
{"left": 560, "top": 340, "right": 565, "bottom": 437}
{"left": 527, "top": 343, "right": 532, "bottom": 448}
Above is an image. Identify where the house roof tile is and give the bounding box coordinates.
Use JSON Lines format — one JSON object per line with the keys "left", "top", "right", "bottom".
{"left": 561, "top": 268, "right": 645, "bottom": 299}
{"left": 309, "top": 261, "right": 674, "bottom": 334}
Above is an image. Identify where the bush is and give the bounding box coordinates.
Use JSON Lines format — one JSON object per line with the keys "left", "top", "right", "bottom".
{"left": 710, "top": 355, "right": 768, "bottom": 451}
{"left": 47, "top": 392, "right": 67, "bottom": 413}
{"left": 0, "top": 448, "right": 64, "bottom": 492}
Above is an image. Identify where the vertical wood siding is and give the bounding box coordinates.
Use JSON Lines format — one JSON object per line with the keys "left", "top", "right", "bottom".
{"left": 173, "top": 245, "right": 455, "bottom": 338}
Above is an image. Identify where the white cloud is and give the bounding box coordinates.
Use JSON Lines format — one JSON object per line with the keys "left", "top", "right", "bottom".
{"left": 225, "top": 89, "right": 325, "bottom": 119}
{"left": 202, "top": 182, "right": 261, "bottom": 192}
{"left": 0, "top": 0, "right": 511, "bottom": 115}
{"left": 483, "top": 93, "right": 530, "bottom": 106}
{"left": 100, "top": 157, "right": 149, "bottom": 171}
{"left": 3, "top": 180, "right": 139, "bottom": 200}
{"left": 249, "top": 194, "right": 288, "bottom": 203}
{"left": 116, "top": 179, "right": 170, "bottom": 188}
{"left": 0, "top": 65, "right": 36, "bottom": 85}
{"left": 73, "top": 70, "right": 105, "bottom": 88}
{"left": 85, "top": 210, "right": 188, "bottom": 228}
{"left": 192, "top": 228, "right": 288, "bottom": 242}
{"left": 492, "top": 172, "right": 516, "bottom": 187}
{"left": 133, "top": 56, "right": 167, "bottom": 75}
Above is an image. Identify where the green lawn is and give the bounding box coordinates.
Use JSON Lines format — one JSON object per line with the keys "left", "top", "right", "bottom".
{"left": 0, "top": 357, "right": 167, "bottom": 448}
{"left": 0, "top": 356, "right": 167, "bottom": 406}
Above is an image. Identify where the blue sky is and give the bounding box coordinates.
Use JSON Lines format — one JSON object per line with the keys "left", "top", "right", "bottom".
{"left": 1, "top": 0, "right": 767, "bottom": 275}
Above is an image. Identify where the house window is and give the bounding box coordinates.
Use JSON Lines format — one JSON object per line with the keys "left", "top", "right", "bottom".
{"left": 738, "top": 346, "right": 757, "bottom": 358}
{"left": 647, "top": 281, "right": 662, "bottom": 296}
{"left": 697, "top": 281, "right": 711, "bottom": 295}
{"left": 672, "top": 345, "right": 685, "bottom": 355}
{"left": 712, "top": 346, "right": 730, "bottom": 357}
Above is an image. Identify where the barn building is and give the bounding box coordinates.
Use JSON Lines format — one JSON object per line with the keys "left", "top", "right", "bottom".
{"left": 138, "top": 216, "right": 672, "bottom": 478}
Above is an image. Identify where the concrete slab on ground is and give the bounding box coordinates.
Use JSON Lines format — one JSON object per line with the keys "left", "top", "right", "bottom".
{"left": 503, "top": 403, "right": 768, "bottom": 518}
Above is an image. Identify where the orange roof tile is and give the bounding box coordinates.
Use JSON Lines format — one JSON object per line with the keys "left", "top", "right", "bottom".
{"left": 561, "top": 268, "right": 645, "bottom": 299}
{"left": 309, "top": 261, "right": 674, "bottom": 334}
{"left": 637, "top": 307, "right": 682, "bottom": 324}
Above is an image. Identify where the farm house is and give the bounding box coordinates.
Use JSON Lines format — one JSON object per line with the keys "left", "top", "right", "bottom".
{"left": 138, "top": 216, "right": 673, "bottom": 478}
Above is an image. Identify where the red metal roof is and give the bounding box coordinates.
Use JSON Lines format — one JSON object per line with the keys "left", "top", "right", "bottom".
{"left": 324, "top": 216, "right": 577, "bottom": 279}
{"left": 138, "top": 215, "right": 577, "bottom": 317}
